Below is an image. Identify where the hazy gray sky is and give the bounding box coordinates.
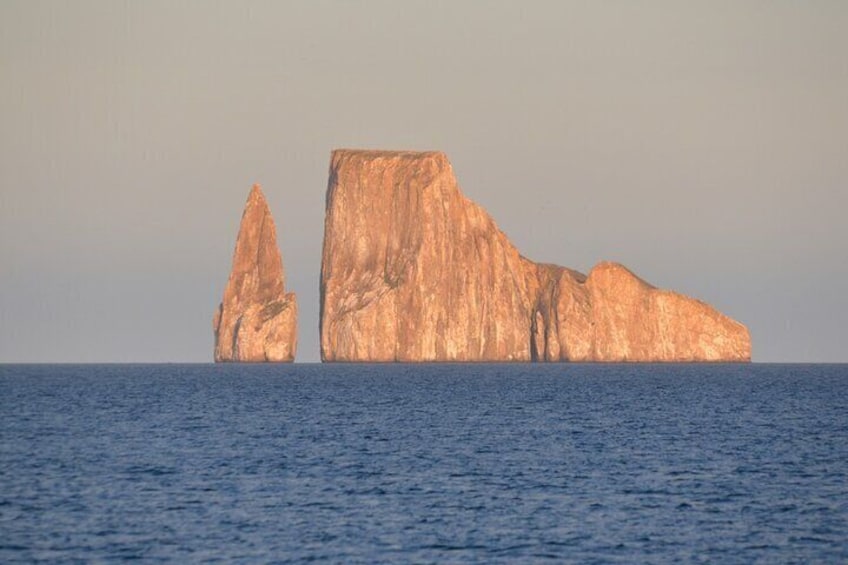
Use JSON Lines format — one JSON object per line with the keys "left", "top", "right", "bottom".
{"left": 1, "top": 1, "right": 846, "bottom": 362}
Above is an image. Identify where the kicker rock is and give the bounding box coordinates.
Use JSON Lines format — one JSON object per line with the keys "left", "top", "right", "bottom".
{"left": 214, "top": 184, "right": 297, "bottom": 362}
{"left": 320, "top": 150, "right": 750, "bottom": 362}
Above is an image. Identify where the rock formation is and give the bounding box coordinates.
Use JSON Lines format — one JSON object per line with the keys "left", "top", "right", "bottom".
{"left": 320, "top": 150, "right": 750, "bottom": 362}
{"left": 529, "top": 261, "right": 751, "bottom": 362}
{"left": 214, "top": 184, "right": 297, "bottom": 362}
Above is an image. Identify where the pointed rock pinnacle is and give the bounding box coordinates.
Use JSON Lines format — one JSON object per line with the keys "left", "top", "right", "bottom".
{"left": 214, "top": 184, "right": 297, "bottom": 362}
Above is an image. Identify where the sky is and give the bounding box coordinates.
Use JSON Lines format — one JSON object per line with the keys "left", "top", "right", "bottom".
{"left": 1, "top": 1, "right": 846, "bottom": 363}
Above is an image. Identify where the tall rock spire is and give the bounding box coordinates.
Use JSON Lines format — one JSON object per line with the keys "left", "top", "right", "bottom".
{"left": 214, "top": 184, "right": 297, "bottom": 362}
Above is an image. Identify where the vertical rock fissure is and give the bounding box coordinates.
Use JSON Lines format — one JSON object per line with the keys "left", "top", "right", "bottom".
{"left": 231, "top": 315, "right": 242, "bottom": 361}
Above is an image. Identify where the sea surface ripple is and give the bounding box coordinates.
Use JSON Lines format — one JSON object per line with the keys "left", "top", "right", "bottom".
{"left": 1, "top": 363, "right": 846, "bottom": 563}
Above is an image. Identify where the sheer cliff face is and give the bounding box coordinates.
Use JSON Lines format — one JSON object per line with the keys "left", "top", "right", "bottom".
{"left": 320, "top": 150, "right": 751, "bottom": 362}
{"left": 214, "top": 185, "right": 297, "bottom": 362}
{"left": 321, "top": 151, "right": 534, "bottom": 362}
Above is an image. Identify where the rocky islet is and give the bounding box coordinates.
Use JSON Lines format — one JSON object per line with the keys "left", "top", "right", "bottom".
{"left": 214, "top": 151, "right": 751, "bottom": 363}
{"left": 213, "top": 184, "right": 297, "bottom": 362}
{"left": 319, "top": 150, "right": 751, "bottom": 362}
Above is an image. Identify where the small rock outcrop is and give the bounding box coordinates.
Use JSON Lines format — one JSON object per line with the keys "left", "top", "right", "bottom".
{"left": 320, "top": 150, "right": 750, "bottom": 362}
{"left": 214, "top": 184, "right": 297, "bottom": 362}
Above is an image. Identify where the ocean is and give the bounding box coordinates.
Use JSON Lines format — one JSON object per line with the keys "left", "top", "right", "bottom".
{"left": 1, "top": 363, "right": 846, "bottom": 563}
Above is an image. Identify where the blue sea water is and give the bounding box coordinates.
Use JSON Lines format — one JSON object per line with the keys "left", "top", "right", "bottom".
{"left": 1, "top": 364, "right": 846, "bottom": 563}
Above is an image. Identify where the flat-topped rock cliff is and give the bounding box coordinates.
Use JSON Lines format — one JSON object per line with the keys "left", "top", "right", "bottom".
{"left": 320, "top": 150, "right": 751, "bottom": 362}
{"left": 321, "top": 150, "right": 536, "bottom": 362}
{"left": 214, "top": 184, "right": 297, "bottom": 362}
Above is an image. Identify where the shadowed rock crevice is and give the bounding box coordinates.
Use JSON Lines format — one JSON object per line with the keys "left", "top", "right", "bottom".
{"left": 320, "top": 150, "right": 750, "bottom": 363}
{"left": 214, "top": 184, "right": 297, "bottom": 362}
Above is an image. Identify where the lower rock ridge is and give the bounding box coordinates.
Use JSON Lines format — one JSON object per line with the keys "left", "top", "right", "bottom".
{"left": 320, "top": 150, "right": 751, "bottom": 362}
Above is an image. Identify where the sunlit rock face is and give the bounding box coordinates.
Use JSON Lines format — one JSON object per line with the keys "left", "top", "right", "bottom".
{"left": 531, "top": 262, "right": 751, "bottom": 362}
{"left": 320, "top": 150, "right": 750, "bottom": 362}
{"left": 214, "top": 184, "right": 297, "bottom": 362}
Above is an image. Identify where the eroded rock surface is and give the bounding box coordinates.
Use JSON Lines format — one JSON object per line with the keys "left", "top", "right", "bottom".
{"left": 214, "top": 184, "right": 297, "bottom": 362}
{"left": 531, "top": 262, "right": 751, "bottom": 362}
{"left": 320, "top": 150, "right": 750, "bottom": 362}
